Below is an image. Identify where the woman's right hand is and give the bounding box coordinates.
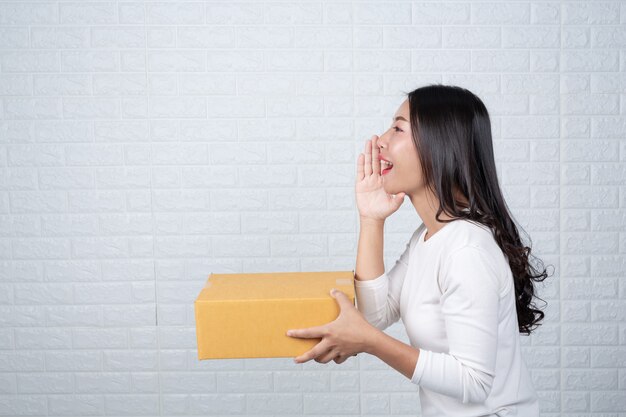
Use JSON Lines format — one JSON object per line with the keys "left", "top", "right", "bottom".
{"left": 356, "top": 135, "right": 406, "bottom": 222}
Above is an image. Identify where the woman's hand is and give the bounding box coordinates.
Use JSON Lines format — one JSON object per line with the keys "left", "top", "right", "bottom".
{"left": 356, "top": 135, "right": 406, "bottom": 221}
{"left": 286, "top": 289, "right": 378, "bottom": 364}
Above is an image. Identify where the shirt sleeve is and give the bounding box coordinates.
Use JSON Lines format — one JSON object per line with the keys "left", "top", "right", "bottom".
{"left": 353, "top": 225, "right": 423, "bottom": 331}
{"left": 410, "top": 245, "right": 502, "bottom": 404}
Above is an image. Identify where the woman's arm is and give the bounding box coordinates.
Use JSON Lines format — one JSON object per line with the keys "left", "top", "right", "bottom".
{"left": 354, "top": 223, "right": 423, "bottom": 330}
{"left": 365, "top": 328, "right": 420, "bottom": 380}
{"left": 421, "top": 246, "right": 500, "bottom": 403}
{"left": 365, "top": 245, "right": 501, "bottom": 404}
{"left": 355, "top": 217, "right": 385, "bottom": 281}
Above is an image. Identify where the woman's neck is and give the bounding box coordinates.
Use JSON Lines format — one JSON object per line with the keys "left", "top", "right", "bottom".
{"left": 409, "top": 188, "right": 468, "bottom": 239}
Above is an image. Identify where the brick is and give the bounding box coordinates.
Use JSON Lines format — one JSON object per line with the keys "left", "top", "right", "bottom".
{"left": 472, "top": 2, "right": 529, "bottom": 24}
{"left": 91, "top": 27, "right": 145, "bottom": 48}
{"left": 413, "top": 2, "right": 470, "bottom": 24}
{"left": 562, "top": 391, "right": 589, "bottom": 412}
{"left": 48, "top": 395, "right": 103, "bottom": 414}
{"left": 104, "top": 394, "right": 159, "bottom": 415}
{"left": 387, "top": 27, "right": 442, "bottom": 48}
{"left": 61, "top": 50, "right": 118, "bottom": 72}
{"left": 146, "top": 3, "right": 204, "bottom": 24}
{"left": 590, "top": 391, "right": 626, "bottom": 412}
{"left": 17, "top": 373, "right": 73, "bottom": 394}
{"left": 31, "top": 27, "right": 89, "bottom": 48}
{"left": 304, "top": 393, "right": 360, "bottom": 414}
{"left": 206, "top": 3, "right": 264, "bottom": 24}
{"left": 1, "top": 51, "right": 59, "bottom": 72}
{"left": 563, "top": 2, "right": 620, "bottom": 24}
{"left": 503, "top": 26, "right": 560, "bottom": 48}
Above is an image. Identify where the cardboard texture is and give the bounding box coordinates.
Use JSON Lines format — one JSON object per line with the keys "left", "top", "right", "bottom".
{"left": 194, "top": 270, "right": 356, "bottom": 360}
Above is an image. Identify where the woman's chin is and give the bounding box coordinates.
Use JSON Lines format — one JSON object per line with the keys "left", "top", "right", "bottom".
{"left": 382, "top": 183, "right": 394, "bottom": 195}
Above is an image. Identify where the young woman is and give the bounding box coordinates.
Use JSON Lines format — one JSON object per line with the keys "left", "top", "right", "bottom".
{"left": 287, "top": 84, "right": 550, "bottom": 417}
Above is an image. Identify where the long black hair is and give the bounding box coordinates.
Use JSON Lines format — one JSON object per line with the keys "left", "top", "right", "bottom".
{"left": 404, "top": 83, "right": 553, "bottom": 335}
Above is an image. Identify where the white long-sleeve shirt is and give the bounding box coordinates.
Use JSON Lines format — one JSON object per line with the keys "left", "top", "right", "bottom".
{"left": 354, "top": 219, "right": 540, "bottom": 417}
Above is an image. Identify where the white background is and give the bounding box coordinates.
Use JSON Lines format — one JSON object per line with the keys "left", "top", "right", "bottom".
{"left": 0, "top": 1, "right": 625, "bottom": 416}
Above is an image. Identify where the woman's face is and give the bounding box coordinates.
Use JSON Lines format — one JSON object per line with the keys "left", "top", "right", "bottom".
{"left": 377, "top": 99, "right": 424, "bottom": 196}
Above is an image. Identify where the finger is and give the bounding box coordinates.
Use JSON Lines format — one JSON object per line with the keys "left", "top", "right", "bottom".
{"left": 356, "top": 153, "right": 364, "bottom": 182}
{"left": 364, "top": 138, "right": 372, "bottom": 176}
{"left": 372, "top": 135, "right": 380, "bottom": 176}
{"left": 331, "top": 288, "right": 354, "bottom": 309}
{"left": 294, "top": 342, "right": 330, "bottom": 364}
{"left": 316, "top": 348, "right": 338, "bottom": 364}
{"left": 286, "top": 326, "right": 326, "bottom": 339}
{"left": 334, "top": 355, "right": 347, "bottom": 364}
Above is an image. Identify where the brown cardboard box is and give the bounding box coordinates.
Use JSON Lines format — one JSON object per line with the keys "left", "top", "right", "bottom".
{"left": 194, "top": 270, "right": 355, "bottom": 360}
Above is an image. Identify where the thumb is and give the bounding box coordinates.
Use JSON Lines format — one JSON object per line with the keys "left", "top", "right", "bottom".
{"left": 330, "top": 288, "right": 350, "bottom": 305}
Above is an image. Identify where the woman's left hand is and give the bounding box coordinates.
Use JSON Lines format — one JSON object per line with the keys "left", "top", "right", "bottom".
{"left": 286, "top": 288, "right": 378, "bottom": 364}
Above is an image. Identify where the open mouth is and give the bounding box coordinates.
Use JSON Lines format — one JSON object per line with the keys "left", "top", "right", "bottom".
{"left": 381, "top": 161, "right": 393, "bottom": 175}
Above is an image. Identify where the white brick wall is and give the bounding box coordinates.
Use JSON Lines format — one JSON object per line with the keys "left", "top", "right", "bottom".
{"left": 0, "top": 1, "right": 624, "bottom": 416}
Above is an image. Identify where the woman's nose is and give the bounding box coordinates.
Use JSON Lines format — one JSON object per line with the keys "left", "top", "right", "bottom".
{"left": 377, "top": 132, "right": 389, "bottom": 149}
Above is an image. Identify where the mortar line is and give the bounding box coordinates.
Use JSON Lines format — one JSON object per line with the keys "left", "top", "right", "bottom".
{"left": 141, "top": 3, "right": 163, "bottom": 415}
{"left": 559, "top": 0, "right": 564, "bottom": 413}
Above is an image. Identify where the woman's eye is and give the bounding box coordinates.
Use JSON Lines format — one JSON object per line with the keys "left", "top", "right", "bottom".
{"left": 393, "top": 126, "right": 402, "bottom": 132}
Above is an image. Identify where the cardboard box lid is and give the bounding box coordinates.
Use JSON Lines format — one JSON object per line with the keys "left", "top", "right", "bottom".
{"left": 195, "top": 270, "right": 355, "bottom": 302}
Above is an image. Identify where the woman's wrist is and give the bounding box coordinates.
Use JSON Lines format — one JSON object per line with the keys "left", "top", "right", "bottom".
{"left": 364, "top": 327, "right": 420, "bottom": 381}
{"left": 362, "top": 324, "right": 382, "bottom": 355}
{"left": 359, "top": 216, "right": 385, "bottom": 227}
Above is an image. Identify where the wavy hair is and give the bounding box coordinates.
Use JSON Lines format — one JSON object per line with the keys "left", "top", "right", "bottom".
{"left": 404, "top": 84, "right": 553, "bottom": 335}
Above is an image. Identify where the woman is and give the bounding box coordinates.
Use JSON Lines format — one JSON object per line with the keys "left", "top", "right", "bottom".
{"left": 287, "top": 84, "right": 550, "bottom": 417}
